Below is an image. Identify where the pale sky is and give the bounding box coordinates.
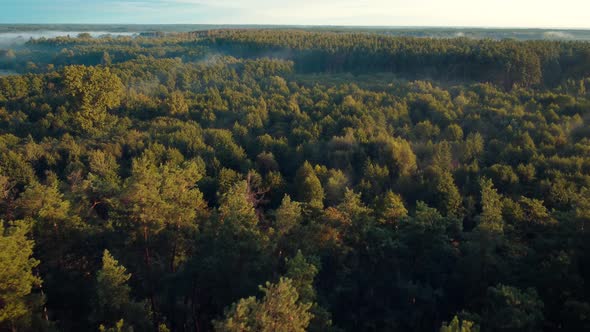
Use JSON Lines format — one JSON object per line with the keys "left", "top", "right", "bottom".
{"left": 2, "top": 0, "right": 589, "bottom": 28}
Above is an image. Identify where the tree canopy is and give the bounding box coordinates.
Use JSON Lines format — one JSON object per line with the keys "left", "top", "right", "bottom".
{"left": 0, "top": 28, "right": 590, "bottom": 332}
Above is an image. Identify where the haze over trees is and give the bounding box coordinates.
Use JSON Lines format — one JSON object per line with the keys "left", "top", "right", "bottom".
{"left": 0, "top": 28, "right": 590, "bottom": 331}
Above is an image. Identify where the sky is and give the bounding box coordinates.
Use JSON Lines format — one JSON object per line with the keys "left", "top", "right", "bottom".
{"left": 1, "top": 0, "right": 590, "bottom": 29}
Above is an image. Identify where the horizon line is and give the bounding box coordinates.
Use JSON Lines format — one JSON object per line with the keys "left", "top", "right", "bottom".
{"left": 1, "top": 23, "right": 590, "bottom": 31}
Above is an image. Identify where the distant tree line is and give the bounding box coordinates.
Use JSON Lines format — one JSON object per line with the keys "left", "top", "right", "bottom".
{"left": 200, "top": 29, "right": 590, "bottom": 89}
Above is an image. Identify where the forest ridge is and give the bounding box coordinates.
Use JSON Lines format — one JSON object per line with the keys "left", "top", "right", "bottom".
{"left": 0, "top": 29, "right": 589, "bottom": 331}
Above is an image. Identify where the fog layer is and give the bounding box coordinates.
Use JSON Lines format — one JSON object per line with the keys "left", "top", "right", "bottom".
{"left": 0, "top": 31, "right": 136, "bottom": 48}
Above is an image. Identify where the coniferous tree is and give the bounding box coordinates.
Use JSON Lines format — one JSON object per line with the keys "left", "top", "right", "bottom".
{"left": 163, "top": 91, "right": 189, "bottom": 116}
{"left": 0, "top": 220, "right": 41, "bottom": 329}
{"left": 274, "top": 195, "right": 302, "bottom": 238}
{"left": 213, "top": 278, "right": 312, "bottom": 332}
{"left": 62, "top": 65, "right": 124, "bottom": 132}
{"left": 440, "top": 316, "right": 478, "bottom": 332}
{"left": 478, "top": 178, "right": 503, "bottom": 233}
{"left": 482, "top": 285, "right": 544, "bottom": 331}
{"left": 95, "top": 249, "right": 149, "bottom": 331}
{"left": 295, "top": 162, "right": 325, "bottom": 209}
{"left": 286, "top": 251, "right": 334, "bottom": 331}
{"left": 379, "top": 191, "right": 408, "bottom": 224}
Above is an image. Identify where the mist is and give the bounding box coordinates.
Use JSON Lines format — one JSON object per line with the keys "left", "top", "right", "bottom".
{"left": 0, "top": 30, "right": 136, "bottom": 48}
{"left": 543, "top": 31, "right": 575, "bottom": 39}
{"left": 0, "top": 69, "right": 17, "bottom": 76}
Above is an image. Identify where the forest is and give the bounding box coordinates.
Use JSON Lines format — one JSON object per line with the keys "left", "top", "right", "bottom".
{"left": 0, "top": 29, "right": 590, "bottom": 332}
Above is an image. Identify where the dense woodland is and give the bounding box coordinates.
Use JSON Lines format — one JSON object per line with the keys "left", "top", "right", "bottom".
{"left": 1, "top": 30, "right": 590, "bottom": 332}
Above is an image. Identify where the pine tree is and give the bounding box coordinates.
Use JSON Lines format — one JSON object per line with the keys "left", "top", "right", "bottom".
{"left": 219, "top": 180, "right": 259, "bottom": 228}
{"left": 214, "top": 278, "right": 312, "bottom": 332}
{"left": 379, "top": 191, "right": 408, "bottom": 224}
{"left": 0, "top": 175, "right": 9, "bottom": 201}
{"left": 274, "top": 195, "right": 302, "bottom": 237}
{"left": 62, "top": 65, "right": 124, "bottom": 132}
{"left": 389, "top": 137, "right": 417, "bottom": 178}
{"left": 163, "top": 91, "right": 189, "bottom": 116}
{"left": 96, "top": 250, "right": 132, "bottom": 318}
{"left": 122, "top": 154, "right": 206, "bottom": 272}
{"left": 478, "top": 178, "right": 503, "bottom": 233}
{"left": 440, "top": 316, "right": 478, "bottom": 332}
{"left": 285, "top": 251, "right": 318, "bottom": 304}
{"left": 99, "top": 319, "right": 133, "bottom": 332}
{"left": 434, "top": 171, "right": 463, "bottom": 218}
{"left": 432, "top": 141, "right": 454, "bottom": 171}
{"left": 285, "top": 251, "right": 334, "bottom": 332}
{"left": 0, "top": 220, "right": 41, "bottom": 328}
{"left": 483, "top": 285, "right": 544, "bottom": 331}
{"left": 338, "top": 188, "right": 371, "bottom": 222}
{"left": 295, "top": 162, "right": 324, "bottom": 209}
{"left": 95, "top": 250, "right": 148, "bottom": 331}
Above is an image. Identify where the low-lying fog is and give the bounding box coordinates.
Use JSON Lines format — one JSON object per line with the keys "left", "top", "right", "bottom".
{"left": 0, "top": 27, "right": 588, "bottom": 49}
{"left": 0, "top": 31, "right": 136, "bottom": 48}
{"left": 0, "top": 69, "right": 18, "bottom": 76}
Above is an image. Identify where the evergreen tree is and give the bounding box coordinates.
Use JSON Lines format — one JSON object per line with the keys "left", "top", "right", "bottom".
{"left": 285, "top": 251, "right": 334, "bottom": 331}
{"left": 482, "top": 285, "right": 544, "bottom": 331}
{"left": 274, "top": 195, "right": 302, "bottom": 237}
{"left": 440, "top": 316, "right": 478, "bottom": 332}
{"left": 99, "top": 319, "right": 133, "bottom": 332}
{"left": 96, "top": 250, "right": 132, "bottom": 322}
{"left": 213, "top": 278, "right": 312, "bottom": 332}
{"left": 163, "top": 91, "right": 189, "bottom": 116}
{"left": 95, "top": 250, "right": 148, "bottom": 331}
{"left": 295, "top": 162, "right": 324, "bottom": 209}
{"left": 219, "top": 180, "right": 259, "bottom": 227}
{"left": 478, "top": 178, "right": 503, "bottom": 233}
{"left": 285, "top": 251, "right": 318, "bottom": 304}
{"left": 379, "top": 191, "right": 408, "bottom": 224}
{"left": 0, "top": 220, "right": 41, "bottom": 329}
{"left": 388, "top": 138, "right": 417, "bottom": 178}
{"left": 433, "top": 171, "right": 463, "bottom": 218}
{"left": 62, "top": 65, "right": 124, "bottom": 132}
